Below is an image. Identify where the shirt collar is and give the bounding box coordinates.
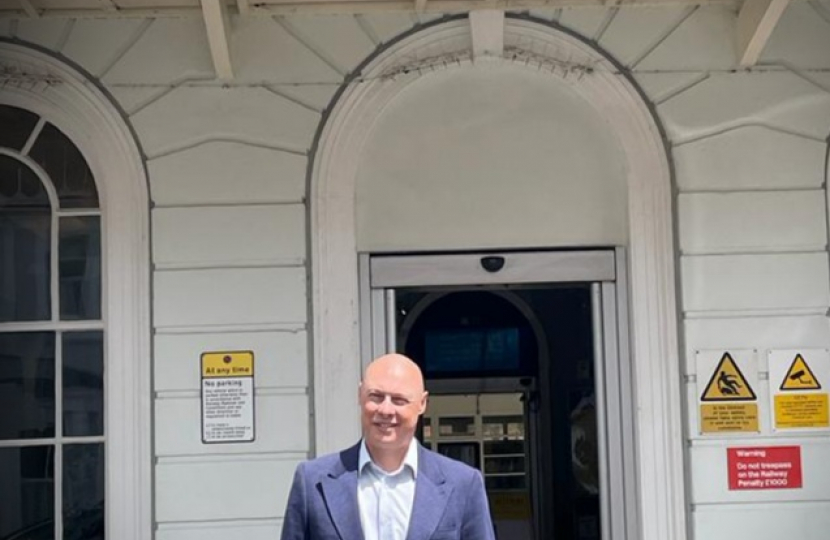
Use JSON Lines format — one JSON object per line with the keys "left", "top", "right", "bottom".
{"left": 359, "top": 438, "right": 419, "bottom": 478}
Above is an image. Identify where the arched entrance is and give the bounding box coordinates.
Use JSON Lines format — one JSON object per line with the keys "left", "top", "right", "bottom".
{"left": 310, "top": 15, "right": 684, "bottom": 540}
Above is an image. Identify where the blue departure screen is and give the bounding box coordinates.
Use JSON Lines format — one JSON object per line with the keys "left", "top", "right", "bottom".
{"left": 424, "top": 328, "right": 520, "bottom": 373}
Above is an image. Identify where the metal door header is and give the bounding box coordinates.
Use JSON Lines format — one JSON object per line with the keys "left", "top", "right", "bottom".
{"left": 368, "top": 250, "right": 616, "bottom": 288}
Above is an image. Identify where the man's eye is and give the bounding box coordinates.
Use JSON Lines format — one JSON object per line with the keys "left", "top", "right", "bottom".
{"left": 368, "top": 393, "right": 385, "bottom": 403}
{"left": 391, "top": 397, "right": 408, "bottom": 406}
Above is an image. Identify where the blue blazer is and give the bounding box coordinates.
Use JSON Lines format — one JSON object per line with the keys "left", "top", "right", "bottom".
{"left": 281, "top": 442, "right": 496, "bottom": 540}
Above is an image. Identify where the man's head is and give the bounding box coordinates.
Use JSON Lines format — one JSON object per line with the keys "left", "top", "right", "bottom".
{"left": 359, "top": 353, "right": 428, "bottom": 459}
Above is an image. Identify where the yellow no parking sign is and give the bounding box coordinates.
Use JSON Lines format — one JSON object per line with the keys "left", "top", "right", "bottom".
{"left": 201, "top": 351, "right": 256, "bottom": 443}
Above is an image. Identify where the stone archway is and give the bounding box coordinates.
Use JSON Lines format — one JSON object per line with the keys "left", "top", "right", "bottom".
{"left": 310, "top": 16, "right": 685, "bottom": 540}
{"left": 0, "top": 41, "right": 151, "bottom": 540}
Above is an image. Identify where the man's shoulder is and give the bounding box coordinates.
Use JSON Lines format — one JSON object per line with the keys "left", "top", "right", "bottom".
{"left": 297, "top": 443, "right": 360, "bottom": 477}
{"left": 300, "top": 451, "right": 340, "bottom": 470}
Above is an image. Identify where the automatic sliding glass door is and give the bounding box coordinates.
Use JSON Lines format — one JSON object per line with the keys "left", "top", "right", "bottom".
{"left": 359, "top": 250, "right": 634, "bottom": 540}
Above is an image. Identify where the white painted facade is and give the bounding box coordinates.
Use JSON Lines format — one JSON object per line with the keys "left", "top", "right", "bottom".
{"left": 1, "top": 2, "right": 829, "bottom": 540}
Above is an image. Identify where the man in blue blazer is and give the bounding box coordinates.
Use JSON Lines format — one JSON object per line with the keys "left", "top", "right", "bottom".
{"left": 281, "top": 353, "right": 496, "bottom": 540}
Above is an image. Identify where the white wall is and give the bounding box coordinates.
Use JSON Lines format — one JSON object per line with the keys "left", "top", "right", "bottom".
{"left": 3, "top": 14, "right": 331, "bottom": 540}
{"left": 633, "top": 4, "right": 830, "bottom": 539}
{"left": 2, "top": 2, "right": 830, "bottom": 539}
{"left": 356, "top": 63, "right": 628, "bottom": 251}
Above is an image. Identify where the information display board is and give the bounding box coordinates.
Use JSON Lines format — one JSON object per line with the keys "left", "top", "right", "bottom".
{"left": 201, "top": 351, "right": 255, "bottom": 444}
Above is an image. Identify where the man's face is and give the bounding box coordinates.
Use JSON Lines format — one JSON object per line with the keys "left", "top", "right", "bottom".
{"left": 359, "top": 357, "right": 427, "bottom": 455}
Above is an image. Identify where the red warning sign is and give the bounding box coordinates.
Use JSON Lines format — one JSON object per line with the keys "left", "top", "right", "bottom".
{"left": 728, "top": 446, "right": 802, "bottom": 490}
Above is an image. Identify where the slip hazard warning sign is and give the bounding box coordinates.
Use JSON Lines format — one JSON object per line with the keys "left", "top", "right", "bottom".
{"left": 780, "top": 354, "right": 821, "bottom": 391}
{"left": 701, "top": 352, "right": 757, "bottom": 401}
{"left": 697, "top": 351, "right": 759, "bottom": 434}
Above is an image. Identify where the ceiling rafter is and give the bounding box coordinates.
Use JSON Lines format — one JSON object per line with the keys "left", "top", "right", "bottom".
{"left": 737, "top": 0, "right": 791, "bottom": 67}
{"left": 237, "top": 0, "right": 250, "bottom": 16}
{"left": 200, "top": 0, "right": 234, "bottom": 80}
{"left": 17, "top": 0, "right": 40, "bottom": 18}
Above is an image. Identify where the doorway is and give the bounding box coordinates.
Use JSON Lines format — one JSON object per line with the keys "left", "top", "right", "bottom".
{"left": 359, "top": 250, "right": 636, "bottom": 540}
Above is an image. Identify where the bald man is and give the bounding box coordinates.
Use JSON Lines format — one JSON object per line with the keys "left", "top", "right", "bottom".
{"left": 281, "top": 354, "right": 496, "bottom": 540}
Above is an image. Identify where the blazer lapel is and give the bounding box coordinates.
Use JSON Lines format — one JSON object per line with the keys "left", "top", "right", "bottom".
{"left": 406, "top": 447, "right": 451, "bottom": 540}
{"left": 321, "top": 445, "right": 365, "bottom": 540}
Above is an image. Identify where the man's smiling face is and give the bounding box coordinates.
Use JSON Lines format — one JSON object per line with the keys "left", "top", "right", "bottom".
{"left": 359, "top": 354, "right": 427, "bottom": 457}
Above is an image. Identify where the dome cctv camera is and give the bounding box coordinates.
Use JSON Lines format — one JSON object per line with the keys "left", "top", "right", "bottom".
{"left": 480, "top": 256, "right": 505, "bottom": 273}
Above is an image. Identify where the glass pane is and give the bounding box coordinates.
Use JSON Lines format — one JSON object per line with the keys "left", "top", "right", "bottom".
{"left": 0, "top": 105, "right": 40, "bottom": 150}
{"left": 484, "top": 440, "right": 524, "bottom": 455}
{"left": 0, "top": 333, "right": 56, "bottom": 440}
{"left": 0, "top": 446, "right": 55, "bottom": 540}
{"left": 484, "top": 456, "right": 525, "bottom": 474}
{"left": 28, "top": 123, "right": 98, "bottom": 209}
{"left": 59, "top": 217, "right": 101, "bottom": 321}
{"left": 0, "top": 155, "right": 50, "bottom": 208}
{"left": 438, "top": 417, "right": 474, "bottom": 436}
{"left": 436, "top": 442, "right": 480, "bottom": 469}
{"left": 63, "top": 332, "right": 104, "bottom": 437}
{"left": 422, "top": 418, "right": 432, "bottom": 441}
{"left": 63, "top": 444, "right": 104, "bottom": 540}
{"left": 482, "top": 422, "right": 503, "bottom": 438}
{"left": 485, "top": 475, "right": 525, "bottom": 491}
{"left": 482, "top": 415, "right": 524, "bottom": 440}
{"left": 0, "top": 157, "right": 51, "bottom": 322}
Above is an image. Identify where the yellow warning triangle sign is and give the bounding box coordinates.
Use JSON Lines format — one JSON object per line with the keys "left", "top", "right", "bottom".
{"left": 780, "top": 354, "right": 822, "bottom": 391}
{"left": 701, "top": 352, "right": 757, "bottom": 402}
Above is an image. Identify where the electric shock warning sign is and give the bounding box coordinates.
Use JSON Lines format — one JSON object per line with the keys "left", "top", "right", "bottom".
{"left": 727, "top": 446, "right": 802, "bottom": 490}
{"left": 697, "top": 351, "right": 759, "bottom": 434}
{"left": 201, "top": 351, "right": 255, "bottom": 444}
{"left": 769, "top": 350, "right": 830, "bottom": 431}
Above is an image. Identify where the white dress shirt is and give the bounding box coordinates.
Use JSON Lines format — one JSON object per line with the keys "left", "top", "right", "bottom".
{"left": 358, "top": 439, "right": 419, "bottom": 540}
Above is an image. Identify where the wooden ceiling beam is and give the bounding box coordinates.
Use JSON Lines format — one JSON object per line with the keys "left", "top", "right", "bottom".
{"left": 17, "top": 0, "right": 40, "bottom": 18}
{"left": 201, "top": 0, "right": 234, "bottom": 80}
{"left": 737, "top": 0, "right": 790, "bottom": 67}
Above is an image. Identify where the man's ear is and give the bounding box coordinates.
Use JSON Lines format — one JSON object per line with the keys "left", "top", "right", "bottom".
{"left": 419, "top": 391, "right": 429, "bottom": 414}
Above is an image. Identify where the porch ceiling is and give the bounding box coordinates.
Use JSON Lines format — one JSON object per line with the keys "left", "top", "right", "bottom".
{"left": 0, "top": 0, "right": 752, "bottom": 18}
{"left": 0, "top": 0, "right": 808, "bottom": 75}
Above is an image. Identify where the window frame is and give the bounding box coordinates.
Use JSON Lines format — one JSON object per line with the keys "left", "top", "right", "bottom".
{"left": 0, "top": 125, "right": 105, "bottom": 538}
{"left": 0, "top": 41, "right": 152, "bottom": 540}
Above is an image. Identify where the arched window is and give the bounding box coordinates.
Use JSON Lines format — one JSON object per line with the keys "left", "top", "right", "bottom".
{"left": 0, "top": 104, "right": 105, "bottom": 540}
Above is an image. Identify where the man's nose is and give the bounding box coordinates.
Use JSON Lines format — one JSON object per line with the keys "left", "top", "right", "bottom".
{"left": 377, "top": 396, "right": 395, "bottom": 414}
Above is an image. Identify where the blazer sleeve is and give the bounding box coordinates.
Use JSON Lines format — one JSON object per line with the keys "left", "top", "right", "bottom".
{"left": 460, "top": 469, "right": 496, "bottom": 540}
{"left": 281, "top": 462, "right": 309, "bottom": 540}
